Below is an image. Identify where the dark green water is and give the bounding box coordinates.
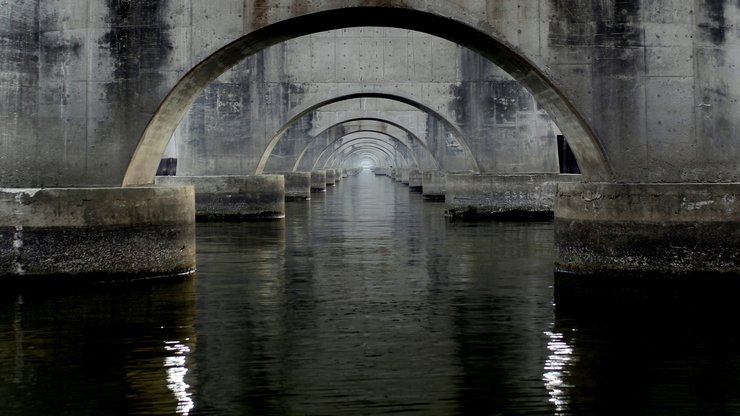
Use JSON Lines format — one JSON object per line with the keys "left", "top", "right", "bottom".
{"left": 2, "top": 170, "right": 740, "bottom": 415}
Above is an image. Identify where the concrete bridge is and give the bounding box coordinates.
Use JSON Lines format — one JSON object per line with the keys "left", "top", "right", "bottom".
{"left": 1, "top": 0, "right": 739, "bottom": 278}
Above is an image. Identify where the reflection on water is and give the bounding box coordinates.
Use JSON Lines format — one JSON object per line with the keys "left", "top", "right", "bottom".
{"left": 3, "top": 170, "right": 740, "bottom": 414}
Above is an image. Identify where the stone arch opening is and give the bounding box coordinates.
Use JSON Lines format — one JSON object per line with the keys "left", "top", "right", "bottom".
{"left": 314, "top": 135, "right": 422, "bottom": 171}
{"left": 123, "top": 6, "right": 610, "bottom": 186}
{"left": 289, "top": 118, "right": 443, "bottom": 172}
{"left": 254, "top": 92, "right": 478, "bottom": 175}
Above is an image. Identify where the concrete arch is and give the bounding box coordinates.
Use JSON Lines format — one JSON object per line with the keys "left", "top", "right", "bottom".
{"left": 314, "top": 135, "right": 421, "bottom": 171}
{"left": 337, "top": 150, "right": 385, "bottom": 169}
{"left": 123, "top": 6, "right": 610, "bottom": 186}
{"left": 256, "top": 93, "right": 478, "bottom": 174}
{"left": 326, "top": 144, "right": 408, "bottom": 170}
{"left": 291, "top": 118, "right": 443, "bottom": 171}
{"left": 324, "top": 141, "right": 406, "bottom": 170}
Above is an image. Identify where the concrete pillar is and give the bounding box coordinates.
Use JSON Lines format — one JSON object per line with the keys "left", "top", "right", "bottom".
{"left": 326, "top": 169, "right": 336, "bottom": 186}
{"left": 400, "top": 169, "right": 411, "bottom": 185}
{"left": 333, "top": 169, "right": 342, "bottom": 183}
{"left": 342, "top": 169, "right": 348, "bottom": 178}
{"left": 395, "top": 169, "right": 405, "bottom": 182}
{"left": 422, "top": 171, "right": 446, "bottom": 200}
{"left": 156, "top": 175, "right": 285, "bottom": 220}
{"left": 445, "top": 174, "right": 581, "bottom": 220}
{"left": 555, "top": 183, "right": 740, "bottom": 276}
{"left": 280, "top": 172, "right": 311, "bottom": 201}
{"left": 408, "top": 169, "right": 423, "bottom": 192}
{"left": 311, "top": 171, "right": 327, "bottom": 192}
{"left": 374, "top": 168, "right": 387, "bottom": 176}
{"left": 0, "top": 187, "right": 195, "bottom": 279}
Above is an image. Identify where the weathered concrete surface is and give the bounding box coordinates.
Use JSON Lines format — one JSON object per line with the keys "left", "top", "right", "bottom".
{"left": 280, "top": 171, "right": 311, "bottom": 201}
{"left": 374, "top": 167, "right": 388, "bottom": 176}
{"left": 0, "top": 186, "right": 195, "bottom": 279}
{"left": 155, "top": 175, "right": 285, "bottom": 220}
{"left": 333, "top": 169, "right": 342, "bottom": 182}
{"left": 311, "top": 170, "right": 327, "bottom": 192}
{"left": 422, "top": 171, "right": 446, "bottom": 200}
{"left": 446, "top": 174, "right": 582, "bottom": 219}
{"left": 408, "top": 169, "right": 423, "bottom": 191}
{"left": 556, "top": 183, "right": 740, "bottom": 276}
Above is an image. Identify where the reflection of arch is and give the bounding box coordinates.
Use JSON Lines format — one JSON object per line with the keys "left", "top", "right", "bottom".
{"left": 313, "top": 136, "right": 420, "bottom": 170}
{"left": 292, "top": 119, "right": 441, "bottom": 171}
{"left": 123, "top": 7, "right": 611, "bottom": 185}
{"left": 257, "top": 95, "right": 477, "bottom": 174}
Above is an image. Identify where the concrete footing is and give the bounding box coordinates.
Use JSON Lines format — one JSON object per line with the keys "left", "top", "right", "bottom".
{"left": 156, "top": 175, "right": 285, "bottom": 220}
{"left": 408, "top": 169, "right": 423, "bottom": 192}
{"left": 311, "top": 171, "right": 327, "bottom": 192}
{"left": 445, "top": 174, "right": 581, "bottom": 220}
{"left": 280, "top": 172, "right": 311, "bottom": 201}
{"left": 0, "top": 186, "right": 195, "bottom": 280}
{"left": 422, "top": 171, "right": 446, "bottom": 200}
{"left": 374, "top": 167, "right": 388, "bottom": 176}
{"left": 400, "top": 169, "right": 410, "bottom": 185}
{"left": 333, "top": 169, "right": 342, "bottom": 183}
{"left": 555, "top": 182, "right": 740, "bottom": 276}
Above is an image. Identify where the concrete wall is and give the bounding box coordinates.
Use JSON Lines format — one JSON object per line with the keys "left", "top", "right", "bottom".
{"left": 0, "top": 1, "right": 39, "bottom": 187}
{"left": 2, "top": 1, "right": 740, "bottom": 187}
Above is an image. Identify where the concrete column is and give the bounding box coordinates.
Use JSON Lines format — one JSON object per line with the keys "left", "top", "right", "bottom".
{"left": 408, "top": 169, "right": 423, "bottom": 192}
{"left": 555, "top": 183, "right": 740, "bottom": 276}
{"left": 341, "top": 169, "right": 348, "bottom": 178}
{"left": 422, "top": 171, "right": 446, "bottom": 200}
{"left": 374, "top": 168, "right": 387, "bottom": 176}
{"left": 311, "top": 171, "right": 327, "bottom": 192}
{"left": 333, "top": 169, "right": 342, "bottom": 183}
{"left": 395, "top": 169, "right": 405, "bottom": 183}
{"left": 0, "top": 187, "right": 195, "bottom": 279}
{"left": 326, "top": 170, "right": 336, "bottom": 186}
{"left": 156, "top": 176, "right": 285, "bottom": 220}
{"left": 280, "top": 172, "right": 311, "bottom": 201}
{"left": 400, "top": 169, "right": 411, "bottom": 185}
{"left": 445, "top": 174, "right": 581, "bottom": 220}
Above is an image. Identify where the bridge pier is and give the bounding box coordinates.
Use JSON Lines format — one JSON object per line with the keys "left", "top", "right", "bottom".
{"left": 422, "top": 171, "right": 446, "bottom": 200}
{"left": 311, "top": 171, "right": 327, "bottom": 192}
{"left": 445, "top": 174, "right": 581, "bottom": 220}
{"left": 555, "top": 183, "right": 740, "bottom": 276}
{"left": 280, "top": 172, "right": 311, "bottom": 201}
{"left": 155, "top": 175, "right": 285, "bottom": 220}
{"left": 408, "top": 169, "right": 423, "bottom": 192}
{"left": 326, "top": 170, "right": 336, "bottom": 187}
{"left": 334, "top": 169, "right": 342, "bottom": 183}
{"left": 0, "top": 187, "right": 195, "bottom": 280}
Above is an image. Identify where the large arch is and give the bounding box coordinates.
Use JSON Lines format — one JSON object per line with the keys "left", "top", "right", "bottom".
{"left": 254, "top": 92, "right": 479, "bottom": 174}
{"left": 313, "top": 135, "right": 422, "bottom": 171}
{"left": 289, "top": 118, "right": 443, "bottom": 172}
{"left": 123, "top": 6, "right": 611, "bottom": 186}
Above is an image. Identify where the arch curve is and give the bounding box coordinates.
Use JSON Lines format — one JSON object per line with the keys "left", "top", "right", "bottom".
{"left": 123, "top": 6, "right": 611, "bottom": 185}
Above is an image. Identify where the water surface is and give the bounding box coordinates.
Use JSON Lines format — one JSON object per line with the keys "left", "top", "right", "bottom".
{"left": 2, "top": 171, "right": 740, "bottom": 415}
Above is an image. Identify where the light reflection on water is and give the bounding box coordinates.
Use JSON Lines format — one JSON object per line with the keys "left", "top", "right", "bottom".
{"left": 3, "top": 171, "right": 740, "bottom": 414}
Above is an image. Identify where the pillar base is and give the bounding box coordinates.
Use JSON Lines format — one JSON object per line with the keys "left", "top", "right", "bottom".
{"left": 408, "top": 169, "right": 423, "bottom": 192}
{"left": 279, "top": 172, "right": 311, "bottom": 201}
{"left": 326, "top": 169, "right": 336, "bottom": 186}
{"left": 311, "top": 171, "right": 327, "bottom": 192}
{"left": 445, "top": 174, "right": 581, "bottom": 220}
{"left": 556, "top": 182, "right": 740, "bottom": 276}
{"left": 422, "top": 171, "right": 446, "bottom": 200}
{"left": 0, "top": 186, "right": 195, "bottom": 280}
{"left": 156, "top": 175, "right": 285, "bottom": 220}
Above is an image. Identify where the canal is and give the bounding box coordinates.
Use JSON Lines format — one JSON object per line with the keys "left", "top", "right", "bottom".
{"left": 2, "top": 170, "right": 740, "bottom": 415}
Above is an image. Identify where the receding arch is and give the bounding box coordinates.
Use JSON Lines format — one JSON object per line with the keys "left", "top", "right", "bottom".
{"left": 324, "top": 142, "right": 405, "bottom": 170}
{"left": 327, "top": 144, "right": 408, "bottom": 170}
{"left": 123, "top": 6, "right": 611, "bottom": 185}
{"left": 255, "top": 92, "right": 479, "bottom": 174}
{"left": 314, "top": 135, "right": 421, "bottom": 171}
{"left": 290, "top": 118, "right": 443, "bottom": 172}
